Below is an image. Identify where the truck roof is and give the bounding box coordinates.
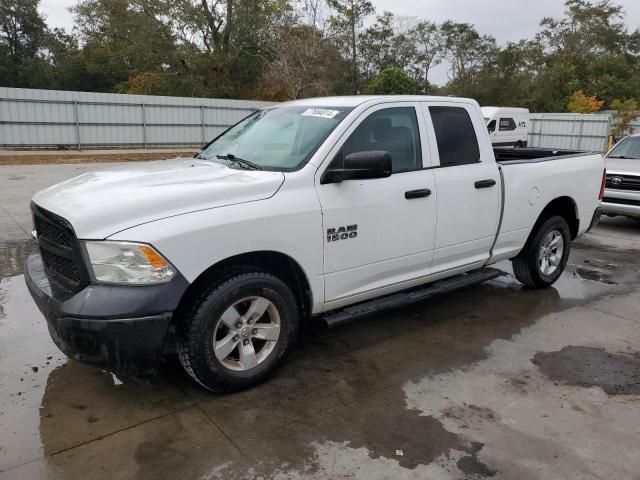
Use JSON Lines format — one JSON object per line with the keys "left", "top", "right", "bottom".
{"left": 481, "top": 107, "right": 530, "bottom": 116}
{"left": 283, "top": 95, "right": 479, "bottom": 108}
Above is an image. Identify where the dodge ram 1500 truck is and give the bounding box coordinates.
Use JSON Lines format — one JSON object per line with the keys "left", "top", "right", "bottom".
{"left": 25, "top": 96, "right": 605, "bottom": 392}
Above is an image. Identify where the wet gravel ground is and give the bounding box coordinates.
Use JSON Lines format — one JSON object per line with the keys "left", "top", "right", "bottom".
{"left": 1, "top": 163, "right": 640, "bottom": 480}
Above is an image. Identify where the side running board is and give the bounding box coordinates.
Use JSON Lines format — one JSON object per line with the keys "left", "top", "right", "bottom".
{"left": 323, "top": 267, "right": 503, "bottom": 329}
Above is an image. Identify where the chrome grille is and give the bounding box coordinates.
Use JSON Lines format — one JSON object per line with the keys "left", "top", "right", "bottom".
{"left": 606, "top": 174, "right": 640, "bottom": 192}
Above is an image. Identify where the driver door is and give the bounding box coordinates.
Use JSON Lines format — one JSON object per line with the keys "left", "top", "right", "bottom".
{"left": 315, "top": 103, "right": 437, "bottom": 309}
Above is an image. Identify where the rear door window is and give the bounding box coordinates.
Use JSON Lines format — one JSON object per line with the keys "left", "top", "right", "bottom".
{"left": 429, "top": 106, "right": 480, "bottom": 167}
{"left": 499, "top": 118, "right": 517, "bottom": 131}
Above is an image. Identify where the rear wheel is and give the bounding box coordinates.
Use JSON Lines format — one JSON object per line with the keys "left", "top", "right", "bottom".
{"left": 512, "top": 216, "right": 571, "bottom": 289}
{"left": 177, "top": 270, "right": 299, "bottom": 393}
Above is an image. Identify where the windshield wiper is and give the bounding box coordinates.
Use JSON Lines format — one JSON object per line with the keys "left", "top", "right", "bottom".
{"left": 216, "top": 154, "right": 262, "bottom": 171}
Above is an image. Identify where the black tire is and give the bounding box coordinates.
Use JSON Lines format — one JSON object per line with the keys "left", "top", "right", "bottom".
{"left": 515, "top": 141, "right": 523, "bottom": 148}
{"left": 177, "top": 270, "right": 299, "bottom": 393}
{"left": 512, "top": 216, "right": 571, "bottom": 289}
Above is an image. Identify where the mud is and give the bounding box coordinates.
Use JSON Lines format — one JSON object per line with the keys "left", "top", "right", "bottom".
{"left": 533, "top": 346, "right": 640, "bottom": 395}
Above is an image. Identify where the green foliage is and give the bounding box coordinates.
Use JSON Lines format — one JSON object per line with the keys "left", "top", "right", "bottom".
{"left": 327, "top": 0, "right": 374, "bottom": 91}
{"left": 365, "top": 67, "right": 416, "bottom": 95}
{"left": 0, "top": 0, "right": 51, "bottom": 87}
{"left": 0, "top": 0, "right": 638, "bottom": 113}
{"left": 611, "top": 98, "right": 640, "bottom": 137}
{"left": 440, "top": 21, "right": 498, "bottom": 81}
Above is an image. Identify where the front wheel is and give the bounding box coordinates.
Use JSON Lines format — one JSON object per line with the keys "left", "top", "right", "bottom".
{"left": 177, "top": 271, "right": 299, "bottom": 393}
{"left": 512, "top": 216, "right": 571, "bottom": 289}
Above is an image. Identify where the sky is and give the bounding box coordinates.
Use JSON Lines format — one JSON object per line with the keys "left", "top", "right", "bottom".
{"left": 39, "top": 0, "right": 640, "bottom": 85}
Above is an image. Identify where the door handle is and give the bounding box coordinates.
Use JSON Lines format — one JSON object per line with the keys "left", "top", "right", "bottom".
{"left": 475, "top": 179, "right": 497, "bottom": 189}
{"left": 405, "top": 188, "right": 432, "bottom": 199}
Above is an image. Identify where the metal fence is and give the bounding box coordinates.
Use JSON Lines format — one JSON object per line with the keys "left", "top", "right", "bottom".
{"left": 528, "top": 113, "right": 611, "bottom": 152}
{"left": 0, "top": 87, "right": 274, "bottom": 149}
{"left": 0, "top": 88, "right": 624, "bottom": 152}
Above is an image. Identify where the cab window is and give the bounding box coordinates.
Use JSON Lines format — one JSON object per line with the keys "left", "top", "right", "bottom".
{"left": 337, "top": 107, "right": 422, "bottom": 173}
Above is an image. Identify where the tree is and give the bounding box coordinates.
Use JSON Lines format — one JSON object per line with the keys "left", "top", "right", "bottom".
{"left": 327, "top": 0, "right": 374, "bottom": 92}
{"left": 0, "top": 0, "right": 638, "bottom": 114}
{"left": 72, "top": 0, "right": 183, "bottom": 93}
{"left": 358, "top": 12, "right": 423, "bottom": 82}
{"left": 358, "top": 11, "right": 397, "bottom": 79}
{"left": 255, "top": 0, "right": 351, "bottom": 100}
{"left": 440, "top": 21, "right": 497, "bottom": 82}
{"left": 408, "top": 20, "right": 443, "bottom": 93}
{"left": 567, "top": 90, "right": 604, "bottom": 113}
{"left": 535, "top": 0, "right": 640, "bottom": 110}
{"left": 0, "top": 0, "right": 50, "bottom": 87}
{"left": 260, "top": 24, "right": 349, "bottom": 99}
{"left": 611, "top": 98, "right": 639, "bottom": 138}
{"left": 365, "top": 67, "right": 415, "bottom": 95}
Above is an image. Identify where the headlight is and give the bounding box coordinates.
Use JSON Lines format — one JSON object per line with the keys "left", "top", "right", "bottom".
{"left": 83, "top": 241, "right": 176, "bottom": 285}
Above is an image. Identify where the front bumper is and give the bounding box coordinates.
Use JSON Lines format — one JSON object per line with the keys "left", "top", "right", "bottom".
{"left": 601, "top": 201, "right": 640, "bottom": 218}
{"left": 602, "top": 188, "right": 640, "bottom": 218}
{"left": 25, "top": 250, "right": 189, "bottom": 375}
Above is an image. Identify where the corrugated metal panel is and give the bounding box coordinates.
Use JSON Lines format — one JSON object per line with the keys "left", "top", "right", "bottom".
{"left": 1, "top": 87, "right": 618, "bottom": 152}
{"left": 529, "top": 113, "right": 611, "bottom": 152}
{"left": 0, "top": 87, "right": 274, "bottom": 149}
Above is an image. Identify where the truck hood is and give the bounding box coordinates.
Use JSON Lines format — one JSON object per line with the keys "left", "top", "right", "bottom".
{"left": 32, "top": 158, "right": 285, "bottom": 239}
{"left": 605, "top": 157, "right": 640, "bottom": 175}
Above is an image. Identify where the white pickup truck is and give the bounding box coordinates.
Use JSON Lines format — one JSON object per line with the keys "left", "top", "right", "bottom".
{"left": 25, "top": 96, "right": 605, "bottom": 392}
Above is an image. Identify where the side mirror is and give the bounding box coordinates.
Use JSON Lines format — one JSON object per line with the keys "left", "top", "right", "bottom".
{"left": 321, "top": 151, "right": 393, "bottom": 184}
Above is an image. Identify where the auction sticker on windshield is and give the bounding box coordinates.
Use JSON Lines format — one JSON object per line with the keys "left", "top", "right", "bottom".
{"left": 302, "top": 108, "right": 341, "bottom": 119}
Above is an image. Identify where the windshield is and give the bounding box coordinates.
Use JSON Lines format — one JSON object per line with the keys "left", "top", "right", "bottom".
{"left": 197, "top": 106, "right": 353, "bottom": 171}
{"left": 608, "top": 136, "right": 640, "bottom": 159}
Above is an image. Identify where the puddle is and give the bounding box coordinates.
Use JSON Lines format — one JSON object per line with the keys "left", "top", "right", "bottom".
{"left": 0, "top": 275, "right": 66, "bottom": 471}
{"left": 457, "top": 450, "right": 497, "bottom": 477}
{"left": 0, "top": 240, "right": 34, "bottom": 278}
{"left": 533, "top": 346, "right": 640, "bottom": 395}
{"left": 0, "top": 275, "right": 192, "bottom": 474}
{"left": 574, "top": 266, "right": 617, "bottom": 285}
{"left": 403, "top": 290, "right": 640, "bottom": 478}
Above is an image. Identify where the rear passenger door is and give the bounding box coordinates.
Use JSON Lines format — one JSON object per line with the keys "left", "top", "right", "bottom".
{"left": 422, "top": 103, "right": 501, "bottom": 273}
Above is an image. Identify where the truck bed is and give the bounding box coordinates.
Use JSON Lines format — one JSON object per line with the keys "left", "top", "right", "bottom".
{"left": 494, "top": 147, "right": 587, "bottom": 164}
